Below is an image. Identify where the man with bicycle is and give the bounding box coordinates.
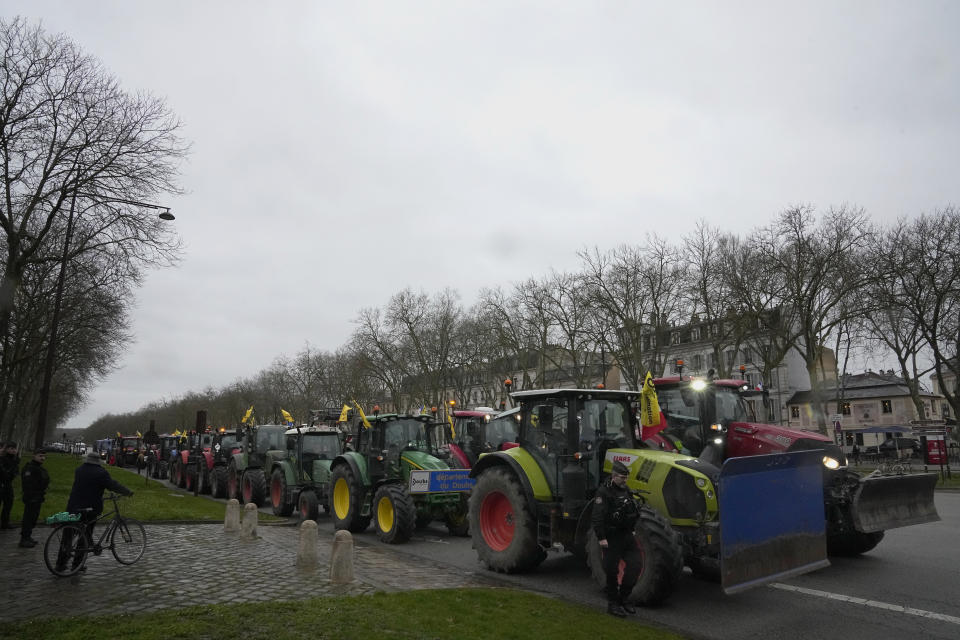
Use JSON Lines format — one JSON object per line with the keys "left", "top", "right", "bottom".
{"left": 59, "top": 451, "right": 133, "bottom": 571}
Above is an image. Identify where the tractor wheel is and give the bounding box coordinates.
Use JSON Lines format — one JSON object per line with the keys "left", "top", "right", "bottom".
{"left": 184, "top": 466, "right": 196, "bottom": 492}
{"left": 242, "top": 469, "right": 267, "bottom": 506}
{"left": 211, "top": 466, "right": 228, "bottom": 499}
{"left": 227, "top": 461, "right": 243, "bottom": 503}
{"left": 468, "top": 466, "right": 545, "bottom": 573}
{"left": 196, "top": 466, "right": 210, "bottom": 495}
{"left": 330, "top": 465, "right": 371, "bottom": 533}
{"left": 445, "top": 494, "right": 470, "bottom": 536}
{"left": 298, "top": 490, "right": 319, "bottom": 523}
{"left": 827, "top": 530, "right": 885, "bottom": 556}
{"left": 271, "top": 468, "right": 294, "bottom": 517}
{"left": 373, "top": 484, "right": 416, "bottom": 544}
{"left": 169, "top": 460, "right": 181, "bottom": 487}
{"left": 585, "top": 506, "right": 684, "bottom": 607}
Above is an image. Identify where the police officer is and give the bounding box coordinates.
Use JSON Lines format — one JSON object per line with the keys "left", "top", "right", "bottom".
{"left": 591, "top": 459, "right": 642, "bottom": 617}
{"left": 0, "top": 441, "right": 20, "bottom": 530}
{"left": 19, "top": 448, "right": 50, "bottom": 547}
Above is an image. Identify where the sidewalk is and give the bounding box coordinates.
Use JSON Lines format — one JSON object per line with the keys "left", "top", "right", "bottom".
{"left": 0, "top": 522, "right": 497, "bottom": 623}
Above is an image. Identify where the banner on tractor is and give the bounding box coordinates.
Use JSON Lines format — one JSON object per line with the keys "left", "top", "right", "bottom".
{"left": 408, "top": 469, "right": 475, "bottom": 493}
{"left": 718, "top": 450, "right": 829, "bottom": 595}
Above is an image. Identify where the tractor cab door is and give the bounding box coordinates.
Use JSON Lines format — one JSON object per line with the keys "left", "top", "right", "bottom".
{"left": 525, "top": 401, "right": 570, "bottom": 495}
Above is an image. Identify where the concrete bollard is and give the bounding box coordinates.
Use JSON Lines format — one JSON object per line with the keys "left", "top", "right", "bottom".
{"left": 296, "top": 520, "right": 319, "bottom": 569}
{"left": 224, "top": 499, "right": 241, "bottom": 533}
{"left": 240, "top": 502, "right": 258, "bottom": 539}
{"left": 329, "top": 530, "right": 354, "bottom": 584}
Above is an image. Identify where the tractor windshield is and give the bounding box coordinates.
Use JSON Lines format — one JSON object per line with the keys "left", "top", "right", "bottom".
{"left": 218, "top": 435, "right": 239, "bottom": 450}
{"left": 578, "top": 399, "right": 633, "bottom": 448}
{"left": 658, "top": 381, "right": 754, "bottom": 433}
{"left": 487, "top": 413, "right": 519, "bottom": 445}
{"left": 302, "top": 434, "right": 339, "bottom": 458}
{"left": 255, "top": 428, "right": 285, "bottom": 451}
{"left": 383, "top": 419, "right": 431, "bottom": 452}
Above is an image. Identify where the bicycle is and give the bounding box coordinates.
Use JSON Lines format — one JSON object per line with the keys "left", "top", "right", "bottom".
{"left": 43, "top": 492, "right": 146, "bottom": 577}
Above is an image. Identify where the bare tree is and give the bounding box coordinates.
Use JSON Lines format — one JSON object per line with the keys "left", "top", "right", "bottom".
{"left": 0, "top": 18, "right": 187, "bottom": 445}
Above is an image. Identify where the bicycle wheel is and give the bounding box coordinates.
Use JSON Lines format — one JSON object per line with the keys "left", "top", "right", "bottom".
{"left": 110, "top": 517, "right": 147, "bottom": 565}
{"left": 44, "top": 524, "right": 88, "bottom": 577}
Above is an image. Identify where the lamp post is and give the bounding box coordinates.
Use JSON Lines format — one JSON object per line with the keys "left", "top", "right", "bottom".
{"left": 32, "top": 192, "right": 174, "bottom": 450}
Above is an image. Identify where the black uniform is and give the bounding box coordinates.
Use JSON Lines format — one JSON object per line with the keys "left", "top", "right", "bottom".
{"left": 0, "top": 447, "right": 20, "bottom": 529}
{"left": 66, "top": 458, "right": 132, "bottom": 541}
{"left": 591, "top": 477, "right": 643, "bottom": 607}
{"left": 20, "top": 458, "right": 50, "bottom": 542}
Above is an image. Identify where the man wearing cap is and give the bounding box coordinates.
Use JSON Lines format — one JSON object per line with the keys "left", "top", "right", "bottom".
{"left": 65, "top": 452, "right": 133, "bottom": 553}
{"left": 0, "top": 441, "right": 20, "bottom": 530}
{"left": 591, "top": 459, "right": 642, "bottom": 617}
{"left": 19, "top": 448, "right": 50, "bottom": 547}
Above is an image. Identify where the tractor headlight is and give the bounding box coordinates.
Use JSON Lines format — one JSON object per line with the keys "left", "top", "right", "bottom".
{"left": 822, "top": 456, "right": 840, "bottom": 470}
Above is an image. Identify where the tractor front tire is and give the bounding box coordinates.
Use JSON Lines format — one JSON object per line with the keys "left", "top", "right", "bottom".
{"left": 374, "top": 484, "right": 417, "bottom": 544}
{"left": 298, "top": 490, "right": 319, "bottom": 523}
{"left": 330, "top": 465, "right": 371, "bottom": 533}
{"left": 468, "top": 466, "right": 544, "bottom": 573}
{"left": 445, "top": 494, "right": 470, "bottom": 536}
{"left": 271, "top": 468, "right": 294, "bottom": 517}
{"left": 827, "top": 529, "right": 885, "bottom": 556}
{"left": 211, "top": 466, "right": 228, "bottom": 499}
{"left": 242, "top": 469, "right": 267, "bottom": 506}
{"left": 585, "top": 506, "right": 684, "bottom": 607}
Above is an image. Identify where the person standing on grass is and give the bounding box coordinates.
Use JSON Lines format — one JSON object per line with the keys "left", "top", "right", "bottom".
{"left": 1, "top": 441, "right": 20, "bottom": 530}
{"left": 19, "top": 448, "right": 49, "bottom": 547}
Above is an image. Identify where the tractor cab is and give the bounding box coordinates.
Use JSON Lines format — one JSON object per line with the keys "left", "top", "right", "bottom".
{"left": 285, "top": 426, "right": 342, "bottom": 483}
{"left": 513, "top": 388, "right": 639, "bottom": 504}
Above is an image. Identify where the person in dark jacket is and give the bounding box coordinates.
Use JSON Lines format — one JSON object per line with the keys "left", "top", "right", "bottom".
{"left": 19, "top": 448, "right": 50, "bottom": 547}
{"left": 591, "top": 459, "right": 642, "bottom": 617}
{"left": 0, "top": 441, "right": 20, "bottom": 529}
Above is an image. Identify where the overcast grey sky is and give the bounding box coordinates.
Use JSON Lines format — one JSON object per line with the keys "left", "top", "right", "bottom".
{"left": 3, "top": 1, "right": 957, "bottom": 430}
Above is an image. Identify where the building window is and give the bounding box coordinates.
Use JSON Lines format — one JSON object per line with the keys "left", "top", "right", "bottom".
{"left": 671, "top": 331, "right": 680, "bottom": 345}
{"left": 726, "top": 351, "right": 735, "bottom": 367}
{"left": 691, "top": 327, "right": 701, "bottom": 341}
{"left": 882, "top": 400, "right": 892, "bottom": 414}
{"left": 841, "top": 402, "right": 851, "bottom": 416}
{"left": 742, "top": 348, "right": 752, "bottom": 363}
{"left": 708, "top": 352, "right": 717, "bottom": 368}
{"left": 790, "top": 406, "right": 800, "bottom": 419}
{"left": 692, "top": 354, "right": 703, "bottom": 370}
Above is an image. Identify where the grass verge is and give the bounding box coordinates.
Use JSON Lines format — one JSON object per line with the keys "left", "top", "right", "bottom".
{"left": 5, "top": 451, "right": 283, "bottom": 523}
{"left": 4, "top": 588, "right": 686, "bottom": 640}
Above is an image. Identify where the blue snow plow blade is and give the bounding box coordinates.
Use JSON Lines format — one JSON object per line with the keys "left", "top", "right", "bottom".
{"left": 719, "top": 450, "right": 829, "bottom": 595}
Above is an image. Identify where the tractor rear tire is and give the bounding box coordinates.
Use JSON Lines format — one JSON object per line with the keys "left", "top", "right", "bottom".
{"left": 468, "top": 466, "right": 545, "bottom": 573}
{"left": 298, "top": 490, "right": 319, "bottom": 523}
{"left": 242, "top": 469, "right": 267, "bottom": 506}
{"left": 827, "top": 529, "right": 885, "bottom": 556}
{"left": 585, "top": 506, "right": 684, "bottom": 607}
{"left": 196, "top": 466, "right": 210, "bottom": 495}
{"left": 227, "top": 461, "right": 243, "bottom": 503}
{"left": 184, "top": 467, "right": 196, "bottom": 492}
{"left": 159, "top": 461, "right": 168, "bottom": 480}
{"left": 211, "top": 466, "right": 228, "bottom": 499}
{"left": 330, "top": 465, "right": 371, "bottom": 533}
{"left": 271, "top": 468, "right": 294, "bottom": 517}
{"left": 373, "top": 484, "right": 417, "bottom": 544}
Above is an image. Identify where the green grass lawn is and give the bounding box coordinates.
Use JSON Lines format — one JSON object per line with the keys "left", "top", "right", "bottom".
{"left": 4, "top": 588, "right": 686, "bottom": 640}
{"left": 6, "top": 451, "right": 283, "bottom": 524}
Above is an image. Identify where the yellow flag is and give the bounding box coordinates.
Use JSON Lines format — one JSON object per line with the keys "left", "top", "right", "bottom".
{"left": 136, "top": 431, "right": 142, "bottom": 438}
{"left": 640, "top": 372, "right": 661, "bottom": 427}
{"left": 338, "top": 404, "right": 351, "bottom": 422}
{"left": 352, "top": 400, "right": 371, "bottom": 428}
{"left": 281, "top": 409, "right": 294, "bottom": 425}
{"left": 116, "top": 431, "right": 122, "bottom": 438}
{"left": 241, "top": 406, "right": 253, "bottom": 425}
{"left": 448, "top": 412, "right": 455, "bottom": 438}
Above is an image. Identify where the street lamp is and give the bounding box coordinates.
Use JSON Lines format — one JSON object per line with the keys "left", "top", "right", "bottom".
{"left": 33, "top": 191, "right": 174, "bottom": 450}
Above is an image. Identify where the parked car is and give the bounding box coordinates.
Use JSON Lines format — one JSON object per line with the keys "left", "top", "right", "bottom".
{"left": 866, "top": 437, "right": 920, "bottom": 458}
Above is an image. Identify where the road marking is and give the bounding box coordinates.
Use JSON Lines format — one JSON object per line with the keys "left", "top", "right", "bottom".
{"left": 770, "top": 583, "right": 960, "bottom": 625}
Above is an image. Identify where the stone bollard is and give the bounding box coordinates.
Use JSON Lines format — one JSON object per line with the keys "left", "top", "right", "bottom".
{"left": 224, "top": 499, "right": 241, "bottom": 533}
{"left": 296, "top": 520, "right": 319, "bottom": 569}
{"left": 240, "top": 502, "right": 258, "bottom": 540}
{"left": 329, "top": 530, "right": 354, "bottom": 584}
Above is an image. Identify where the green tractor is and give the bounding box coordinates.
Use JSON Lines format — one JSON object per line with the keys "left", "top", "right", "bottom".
{"left": 467, "top": 388, "right": 830, "bottom": 606}
{"left": 268, "top": 418, "right": 345, "bottom": 520}
{"left": 226, "top": 424, "right": 287, "bottom": 506}
{"left": 329, "top": 412, "right": 473, "bottom": 544}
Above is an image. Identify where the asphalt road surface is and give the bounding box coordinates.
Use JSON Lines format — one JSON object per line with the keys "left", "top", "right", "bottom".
{"left": 309, "top": 491, "right": 960, "bottom": 640}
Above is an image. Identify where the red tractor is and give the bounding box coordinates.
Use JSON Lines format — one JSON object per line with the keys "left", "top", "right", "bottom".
{"left": 646, "top": 375, "right": 940, "bottom": 556}
{"left": 442, "top": 407, "right": 520, "bottom": 469}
